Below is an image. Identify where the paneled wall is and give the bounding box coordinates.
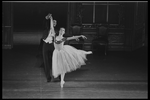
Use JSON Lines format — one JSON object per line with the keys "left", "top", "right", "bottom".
{"left": 69, "top": 2, "right": 126, "bottom": 51}
{"left": 132, "top": 2, "right": 147, "bottom": 50}
{"left": 2, "top": 2, "right": 13, "bottom": 49}
{"left": 69, "top": 2, "right": 147, "bottom": 51}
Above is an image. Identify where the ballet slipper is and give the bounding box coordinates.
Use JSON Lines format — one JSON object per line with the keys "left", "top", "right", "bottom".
{"left": 60, "top": 81, "right": 65, "bottom": 88}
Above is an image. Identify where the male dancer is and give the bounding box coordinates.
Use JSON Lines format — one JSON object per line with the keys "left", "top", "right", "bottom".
{"left": 42, "top": 13, "right": 59, "bottom": 82}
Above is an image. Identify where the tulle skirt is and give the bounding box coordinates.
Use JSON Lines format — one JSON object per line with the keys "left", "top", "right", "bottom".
{"left": 52, "top": 45, "right": 92, "bottom": 78}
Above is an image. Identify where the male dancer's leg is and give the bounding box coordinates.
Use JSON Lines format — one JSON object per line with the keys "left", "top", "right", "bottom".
{"left": 48, "top": 50, "right": 54, "bottom": 81}
{"left": 43, "top": 43, "right": 51, "bottom": 82}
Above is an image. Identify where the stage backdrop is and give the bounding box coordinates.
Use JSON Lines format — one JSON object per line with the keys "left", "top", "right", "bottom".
{"left": 13, "top": 3, "right": 68, "bottom": 32}
{"left": 12, "top": 2, "right": 68, "bottom": 45}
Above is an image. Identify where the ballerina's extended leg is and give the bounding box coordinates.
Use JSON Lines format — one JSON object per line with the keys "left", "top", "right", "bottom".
{"left": 86, "top": 51, "right": 92, "bottom": 54}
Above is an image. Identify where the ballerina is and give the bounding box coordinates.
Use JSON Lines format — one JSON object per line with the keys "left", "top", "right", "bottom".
{"left": 52, "top": 27, "right": 92, "bottom": 88}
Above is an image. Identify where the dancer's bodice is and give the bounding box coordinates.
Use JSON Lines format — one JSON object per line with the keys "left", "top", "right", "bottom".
{"left": 54, "top": 37, "right": 67, "bottom": 51}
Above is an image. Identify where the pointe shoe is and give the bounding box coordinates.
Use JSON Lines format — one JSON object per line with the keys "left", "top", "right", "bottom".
{"left": 60, "top": 81, "right": 65, "bottom": 88}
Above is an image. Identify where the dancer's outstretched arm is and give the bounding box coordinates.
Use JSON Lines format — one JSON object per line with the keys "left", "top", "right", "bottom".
{"left": 66, "top": 35, "right": 87, "bottom": 41}
{"left": 49, "top": 15, "right": 55, "bottom": 37}
{"left": 43, "top": 14, "right": 55, "bottom": 43}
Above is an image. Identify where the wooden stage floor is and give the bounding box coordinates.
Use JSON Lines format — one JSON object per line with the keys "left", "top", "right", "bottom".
{"left": 2, "top": 45, "right": 148, "bottom": 99}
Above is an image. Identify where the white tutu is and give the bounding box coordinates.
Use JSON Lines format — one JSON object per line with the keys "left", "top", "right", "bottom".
{"left": 52, "top": 45, "right": 92, "bottom": 78}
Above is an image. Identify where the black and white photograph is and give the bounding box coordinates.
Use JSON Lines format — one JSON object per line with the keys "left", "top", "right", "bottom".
{"left": 2, "top": 1, "right": 148, "bottom": 99}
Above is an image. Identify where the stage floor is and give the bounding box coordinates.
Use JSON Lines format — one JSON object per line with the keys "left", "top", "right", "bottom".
{"left": 2, "top": 45, "right": 148, "bottom": 99}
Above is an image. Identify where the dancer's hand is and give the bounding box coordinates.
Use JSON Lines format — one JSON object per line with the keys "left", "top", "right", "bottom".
{"left": 81, "top": 35, "right": 87, "bottom": 39}
{"left": 49, "top": 14, "right": 52, "bottom": 19}
{"left": 46, "top": 13, "right": 52, "bottom": 19}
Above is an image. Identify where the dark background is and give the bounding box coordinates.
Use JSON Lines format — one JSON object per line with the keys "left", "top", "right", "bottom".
{"left": 13, "top": 3, "right": 68, "bottom": 32}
